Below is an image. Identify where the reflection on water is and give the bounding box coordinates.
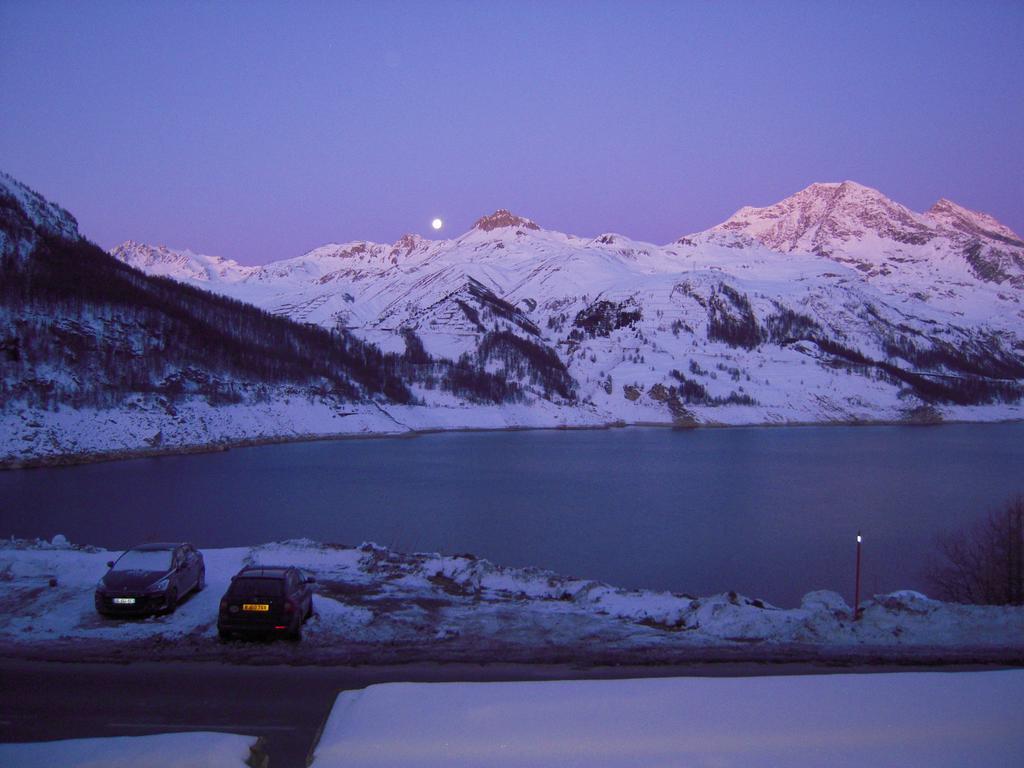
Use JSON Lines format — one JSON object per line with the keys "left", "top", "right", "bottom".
{"left": 2, "top": 423, "right": 1022, "bottom": 607}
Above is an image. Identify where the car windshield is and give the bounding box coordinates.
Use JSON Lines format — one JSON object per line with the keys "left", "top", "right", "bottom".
{"left": 112, "top": 549, "right": 172, "bottom": 572}
{"left": 229, "top": 577, "right": 283, "bottom": 596}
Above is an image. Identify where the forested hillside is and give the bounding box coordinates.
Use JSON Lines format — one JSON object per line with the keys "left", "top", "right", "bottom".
{"left": 1, "top": 173, "right": 561, "bottom": 413}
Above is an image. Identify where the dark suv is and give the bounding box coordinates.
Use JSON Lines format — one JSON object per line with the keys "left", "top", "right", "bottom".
{"left": 217, "top": 565, "right": 315, "bottom": 640}
{"left": 95, "top": 542, "right": 205, "bottom": 617}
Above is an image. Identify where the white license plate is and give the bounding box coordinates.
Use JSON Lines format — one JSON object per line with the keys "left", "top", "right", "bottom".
{"left": 113, "top": 597, "right": 136, "bottom": 605}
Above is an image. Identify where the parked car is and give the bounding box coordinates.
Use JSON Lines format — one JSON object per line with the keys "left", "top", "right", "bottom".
{"left": 95, "top": 542, "right": 205, "bottom": 617}
{"left": 217, "top": 565, "right": 315, "bottom": 640}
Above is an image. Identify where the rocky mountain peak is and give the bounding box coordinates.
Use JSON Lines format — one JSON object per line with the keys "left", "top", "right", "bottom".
{"left": 390, "top": 233, "right": 427, "bottom": 260}
{"left": 713, "top": 180, "right": 934, "bottom": 254}
{"left": 110, "top": 240, "right": 254, "bottom": 283}
{"left": 472, "top": 210, "right": 541, "bottom": 232}
{"left": 802, "top": 180, "right": 864, "bottom": 197}
{"left": 926, "top": 198, "right": 1023, "bottom": 245}
{"left": 111, "top": 241, "right": 210, "bottom": 281}
{"left": 393, "top": 233, "right": 424, "bottom": 249}
{"left": 113, "top": 241, "right": 180, "bottom": 260}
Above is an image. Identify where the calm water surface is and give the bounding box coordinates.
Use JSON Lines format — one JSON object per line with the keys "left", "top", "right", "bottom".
{"left": 2, "top": 424, "right": 1022, "bottom": 607}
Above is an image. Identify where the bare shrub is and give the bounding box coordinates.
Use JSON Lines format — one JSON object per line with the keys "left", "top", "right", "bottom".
{"left": 928, "top": 495, "right": 1024, "bottom": 605}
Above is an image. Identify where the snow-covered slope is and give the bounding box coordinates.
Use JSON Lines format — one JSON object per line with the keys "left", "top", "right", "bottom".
{"left": 111, "top": 188, "right": 1024, "bottom": 430}
{"left": 709, "top": 181, "right": 935, "bottom": 254}
{"left": 4, "top": 171, "right": 1023, "bottom": 468}
{"left": 706, "top": 180, "right": 1024, "bottom": 296}
{"left": 0, "top": 171, "right": 79, "bottom": 260}
{"left": 109, "top": 240, "right": 254, "bottom": 282}
{"left": 5, "top": 171, "right": 516, "bottom": 467}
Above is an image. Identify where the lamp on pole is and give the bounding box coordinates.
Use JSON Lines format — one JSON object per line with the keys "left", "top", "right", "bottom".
{"left": 854, "top": 531, "right": 862, "bottom": 621}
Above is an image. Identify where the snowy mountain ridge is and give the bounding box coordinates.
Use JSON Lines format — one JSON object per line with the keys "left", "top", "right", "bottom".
{"left": 4, "top": 173, "right": 1024, "bottom": 466}
{"left": 108, "top": 180, "right": 1024, "bottom": 432}
{"left": 109, "top": 240, "right": 253, "bottom": 282}
{"left": 926, "top": 197, "right": 1023, "bottom": 244}
{"left": 711, "top": 181, "right": 935, "bottom": 254}
{"left": 706, "top": 181, "right": 1024, "bottom": 287}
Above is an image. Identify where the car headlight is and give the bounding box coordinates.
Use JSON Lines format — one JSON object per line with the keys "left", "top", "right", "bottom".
{"left": 147, "top": 577, "right": 171, "bottom": 593}
{"left": 95, "top": 580, "right": 107, "bottom": 592}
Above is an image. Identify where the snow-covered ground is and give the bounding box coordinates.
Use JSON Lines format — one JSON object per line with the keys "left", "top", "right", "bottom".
{"left": 3, "top": 390, "right": 1021, "bottom": 469}
{"left": 309, "top": 671, "right": 1024, "bottom": 767}
{"left": 0, "top": 732, "right": 262, "bottom": 768}
{"left": 2, "top": 538, "right": 1021, "bottom": 664}
{"left": 0, "top": 395, "right": 616, "bottom": 468}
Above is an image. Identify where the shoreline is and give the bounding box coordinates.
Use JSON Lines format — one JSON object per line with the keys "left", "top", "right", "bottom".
{"left": 3, "top": 414, "right": 1022, "bottom": 472}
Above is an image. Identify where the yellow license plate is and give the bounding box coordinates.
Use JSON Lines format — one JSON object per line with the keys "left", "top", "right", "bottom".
{"left": 242, "top": 603, "right": 269, "bottom": 612}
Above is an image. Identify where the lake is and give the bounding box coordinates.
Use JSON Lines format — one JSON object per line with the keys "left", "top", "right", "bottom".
{"left": 2, "top": 424, "right": 1022, "bottom": 607}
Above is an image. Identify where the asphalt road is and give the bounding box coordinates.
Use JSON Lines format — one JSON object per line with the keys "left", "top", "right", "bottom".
{"left": 0, "top": 659, "right": 1014, "bottom": 767}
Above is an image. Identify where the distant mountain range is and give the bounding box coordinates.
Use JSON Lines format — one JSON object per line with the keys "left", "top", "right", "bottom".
{"left": 1, "top": 171, "right": 562, "bottom": 466}
{"left": 3, "top": 171, "right": 1022, "bottom": 465}
{"left": 111, "top": 179, "right": 1024, "bottom": 414}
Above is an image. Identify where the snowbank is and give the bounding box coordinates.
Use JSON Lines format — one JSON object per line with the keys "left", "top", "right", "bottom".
{"left": 1, "top": 538, "right": 1021, "bottom": 664}
{"left": 309, "top": 671, "right": 1024, "bottom": 767}
{"left": 0, "top": 731, "right": 263, "bottom": 768}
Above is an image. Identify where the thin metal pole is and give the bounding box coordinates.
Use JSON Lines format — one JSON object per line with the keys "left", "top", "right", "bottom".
{"left": 854, "top": 531, "right": 862, "bottom": 621}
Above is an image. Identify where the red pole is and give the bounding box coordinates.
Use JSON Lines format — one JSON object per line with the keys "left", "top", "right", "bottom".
{"left": 854, "top": 531, "right": 862, "bottom": 621}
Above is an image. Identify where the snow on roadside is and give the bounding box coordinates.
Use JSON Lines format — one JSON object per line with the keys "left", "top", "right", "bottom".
{"left": 0, "top": 731, "right": 262, "bottom": 768}
{"left": 309, "top": 671, "right": 1024, "bottom": 768}
{"left": 1, "top": 538, "right": 1021, "bottom": 663}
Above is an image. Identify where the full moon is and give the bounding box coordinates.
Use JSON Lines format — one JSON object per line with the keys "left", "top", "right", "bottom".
{"left": 431, "top": 218, "right": 443, "bottom": 230}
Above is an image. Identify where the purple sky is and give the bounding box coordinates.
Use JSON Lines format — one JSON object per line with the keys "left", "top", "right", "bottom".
{"left": 2, "top": 1, "right": 1022, "bottom": 264}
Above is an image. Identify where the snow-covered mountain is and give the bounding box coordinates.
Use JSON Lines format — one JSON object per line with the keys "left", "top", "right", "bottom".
{"left": 0, "top": 171, "right": 80, "bottom": 260}
{"left": 4, "top": 170, "right": 595, "bottom": 466}
{"left": 112, "top": 183, "right": 1024, "bottom": 427}
{"left": 705, "top": 180, "right": 1024, "bottom": 294}
{"left": 4, "top": 173, "right": 1023, "bottom": 467}
{"left": 108, "top": 240, "right": 253, "bottom": 283}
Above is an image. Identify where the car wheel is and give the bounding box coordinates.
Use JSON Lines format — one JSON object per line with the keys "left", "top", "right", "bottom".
{"left": 165, "top": 588, "right": 178, "bottom": 614}
{"left": 196, "top": 568, "right": 205, "bottom": 593}
{"left": 305, "top": 596, "right": 314, "bottom": 620}
{"left": 218, "top": 628, "right": 231, "bottom": 641}
{"left": 287, "top": 619, "right": 302, "bottom": 641}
